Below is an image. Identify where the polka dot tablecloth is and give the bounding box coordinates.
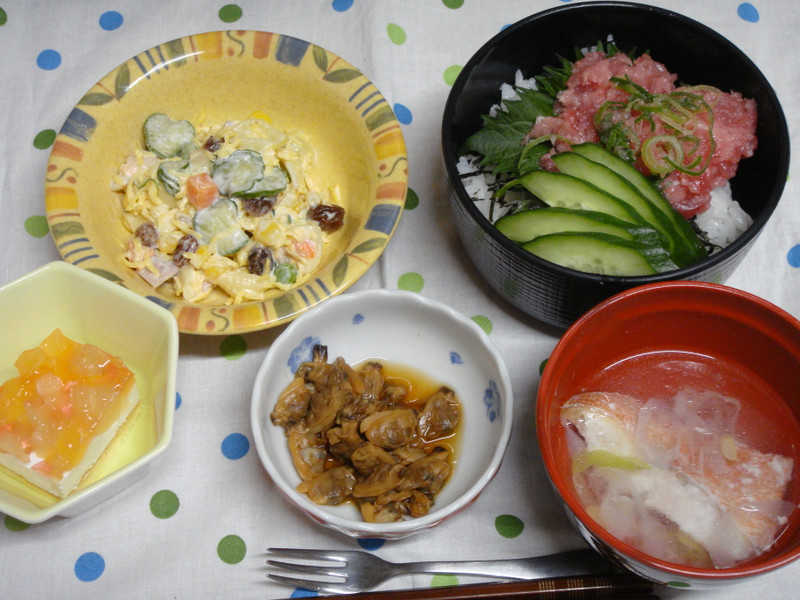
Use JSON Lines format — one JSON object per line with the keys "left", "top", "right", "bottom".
{"left": 1, "top": 1, "right": 799, "bottom": 598}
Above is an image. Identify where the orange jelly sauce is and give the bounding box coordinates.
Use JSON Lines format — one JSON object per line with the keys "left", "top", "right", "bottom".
{"left": 0, "top": 329, "right": 134, "bottom": 480}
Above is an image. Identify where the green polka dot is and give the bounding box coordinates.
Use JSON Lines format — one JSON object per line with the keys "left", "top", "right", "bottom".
{"left": 442, "top": 0, "right": 464, "bottom": 8}
{"left": 404, "top": 187, "right": 419, "bottom": 210}
{"left": 4, "top": 516, "right": 30, "bottom": 532}
{"left": 150, "top": 489, "right": 180, "bottom": 519}
{"left": 471, "top": 315, "right": 492, "bottom": 335}
{"left": 539, "top": 358, "right": 548, "bottom": 376}
{"left": 218, "top": 4, "right": 242, "bottom": 23}
{"left": 217, "top": 534, "right": 247, "bottom": 564}
{"left": 25, "top": 215, "right": 49, "bottom": 238}
{"left": 33, "top": 129, "right": 56, "bottom": 150}
{"left": 387, "top": 23, "right": 407, "bottom": 45}
{"left": 220, "top": 335, "right": 247, "bottom": 360}
{"left": 431, "top": 574, "right": 459, "bottom": 587}
{"left": 0, "top": 8, "right": 7, "bottom": 26}
{"left": 443, "top": 65, "right": 462, "bottom": 86}
{"left": 397, "top": 272, "right": 424, "bottom": 293}
{"left": 495, "top": 514, "right": 524, "bottom": 538}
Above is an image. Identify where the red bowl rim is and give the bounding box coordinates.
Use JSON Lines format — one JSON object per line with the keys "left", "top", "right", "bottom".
{"left": 537, "top": 280, "right": 800, "bottom": 580}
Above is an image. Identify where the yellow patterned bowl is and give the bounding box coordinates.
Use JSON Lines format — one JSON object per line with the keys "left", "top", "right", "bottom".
{"left": 45, "top": 31, "right": 408, "bottom": 334}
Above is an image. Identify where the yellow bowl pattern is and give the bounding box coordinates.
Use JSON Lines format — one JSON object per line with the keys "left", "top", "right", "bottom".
{"left": 45, "top": 31, "right": 408, "bottom": 334}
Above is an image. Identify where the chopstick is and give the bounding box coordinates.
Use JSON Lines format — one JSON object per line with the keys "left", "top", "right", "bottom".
{"left": 311, "top": 573, "right": 659, "bottom": 600}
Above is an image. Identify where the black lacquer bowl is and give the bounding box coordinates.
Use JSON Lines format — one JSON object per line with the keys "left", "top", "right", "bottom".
{"left": 441, "top": 1, "right": 789, "bottom": 329}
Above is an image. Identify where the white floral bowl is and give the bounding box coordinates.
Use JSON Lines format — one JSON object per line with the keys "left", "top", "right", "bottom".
{"left": 250, "top": 289, "right": 513, "bottom": 538}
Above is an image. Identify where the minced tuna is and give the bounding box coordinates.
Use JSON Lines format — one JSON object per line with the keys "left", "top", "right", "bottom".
{"left": 528, "top": 51, "right": 757, "bottom": 218}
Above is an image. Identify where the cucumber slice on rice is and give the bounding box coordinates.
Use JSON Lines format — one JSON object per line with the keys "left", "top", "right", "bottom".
{"left": 522, "top": 231, "right": 678, "bottom": 276}
{"left": 495, "top": 206, "right": 664, "bottom": 249}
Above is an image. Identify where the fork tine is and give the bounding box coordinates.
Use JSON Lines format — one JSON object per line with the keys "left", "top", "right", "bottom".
{"left": 267, "top": 558, "right": 347, "bottom": 579}
{"left": 266, "top": 573, "right": 354, "bottom": 595}
{"left": 266, "top": 547, "right": 348, "bottom": 562}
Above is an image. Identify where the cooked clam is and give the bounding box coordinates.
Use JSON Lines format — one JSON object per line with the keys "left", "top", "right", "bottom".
{"left": 298, "top": 465, "right": 357, "bottom": 505}
{"left": 271, "top": 377, "right": 312, "bottom": 428}
{"left": 272, "top": 345, "right": 462, "bottom": 522}
{"left": 360, "top": 409, "right": 418, "bottom": 449}
{"left": 398, "top": 448, "right": 451, "bottom": 495}
{"left": 287, "top": 431, "right": 326, "bottom": 481}
{"left": 418, "top": 387, "right": 461, "bottom": 440}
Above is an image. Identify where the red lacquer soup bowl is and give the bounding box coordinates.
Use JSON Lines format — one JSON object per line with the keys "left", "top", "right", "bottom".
{"left": 536, "top": 281, "right": 800, "bottom": 589}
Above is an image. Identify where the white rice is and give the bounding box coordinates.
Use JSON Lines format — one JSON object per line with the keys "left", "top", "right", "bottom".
{"left": 694, "top": 184, "right": 753, "bottom": 248}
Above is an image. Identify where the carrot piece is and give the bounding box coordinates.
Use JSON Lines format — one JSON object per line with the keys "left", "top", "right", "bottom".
{"left": 292, "top": 239, "right": 316, "bottom": 259}
{"left": 186, "top": 173, "right": 219, "bottom": 210}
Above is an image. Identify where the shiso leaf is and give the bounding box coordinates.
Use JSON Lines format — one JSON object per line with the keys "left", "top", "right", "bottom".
{"left": 461, "top": 54, "right": 576, "bottom": 178}
{"left": 462, "top": 86, "right": 559, "bottom": 176}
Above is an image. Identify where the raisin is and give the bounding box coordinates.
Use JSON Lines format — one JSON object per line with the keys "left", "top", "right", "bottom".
{"left": 135, "top": 222, "right": 159, "bottom": 248}
{"left": 308, "top": 204, "right": 345, "bottom": 232}
{"left": 203, "top": 136, "right": 224, "bottom": 153}
{"left": 248, "top": 246, "right": 273, "bottom": 276}
{"left": 242, "top": 196, "right": 277, "bottom": 217}
{"left": 173, "top": 235, "right": 199, "bottom": 267}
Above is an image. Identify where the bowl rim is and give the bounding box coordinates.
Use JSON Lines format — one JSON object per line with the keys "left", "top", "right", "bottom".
{"left": 536, "top": 280, "right": 800, "bottom": 579}
{"left": 0, "top": 261, "right": 179, "bottom": 524}
{"left": 45, "top": 30, "right": 408, "bottom": 336}
{"left": 250, "top": 288, "right": 514, "bottom": 537}
{"left": 441, "top": 0, "right": 790, "bottom": 285}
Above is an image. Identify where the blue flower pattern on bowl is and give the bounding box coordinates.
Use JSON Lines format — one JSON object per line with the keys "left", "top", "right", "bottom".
{"left": 483, "top": 380, "right": 501, "bottom": 422}
{"left": 449, "top": 351, "right": 463, "bottom": 364}
{"left": 288, "top": 335, "right": 321, "bottom": 372}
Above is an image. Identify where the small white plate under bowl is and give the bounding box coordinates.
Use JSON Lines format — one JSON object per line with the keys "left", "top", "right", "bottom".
{"left": 251, "top": 289, "right": 513, "bottom": 539}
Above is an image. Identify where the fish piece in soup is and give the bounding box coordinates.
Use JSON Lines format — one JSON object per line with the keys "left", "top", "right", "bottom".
{"left": 561, "top": 389, "right": 794, "bottom": 568}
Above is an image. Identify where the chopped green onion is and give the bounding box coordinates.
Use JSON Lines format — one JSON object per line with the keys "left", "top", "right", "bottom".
{"left": 595, "top": 77, "right": 717, "bottom": 178}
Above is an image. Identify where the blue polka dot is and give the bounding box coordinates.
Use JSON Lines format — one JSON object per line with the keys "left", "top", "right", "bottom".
{"left": 332, "top": 0, "right": 354, "bottom": 11}
{"left": 737, "top": 3, "right": 759, "bottom": 22}
{"left": 393, "top": 103, "right": 412, "bottom": 125}
{"left": 99, "top": 11, "right": 124, "bottom": 31}
{"left": 74, "top": 552, "right": 105, "bottom": 582}
{"left": 450, "top": 351, "right": 463, "bottom": 365}
{"left": 36, "top": 49, "right": 62, "bottom": 70}
{"left": 788, "top": 244, "right": 800, "bottom": 267}
{"left": 221, "top": 433, "right": 250, "bottom": 460}
{"left": 358, "top": 538, "right": 385, "bottom": 551}
{"left": 353, "top": 313, "right": 364, "bottom": 325}
{"left": 175, "top": 392, "right": 182, "bottom": 409}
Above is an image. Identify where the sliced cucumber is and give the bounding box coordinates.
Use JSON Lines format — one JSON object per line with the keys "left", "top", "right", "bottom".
{"left": 156, "top": 157, "right": 187, "bottom": 196}
{"left": 496, "top": 207, "right": 664, "bottom": 248}
{"left": 518, "top": 171, "right": 645, "bottom": 224}
{"left": 193, "top": 198, "right": 249, "bottom": 256}
{"left": 522, "top": 232, "right": 678, "bottom": 276}
{"left": 235, "top": 165, "right": 288, "bottom": 198}
{"left": 144, "top": 113, "right": 195, "bottom": 159}
{"left": 570, "top": 143, "right": 707, "bottom": 263}
{"left": 211, "top": 149, "right": 265, "bottom": 196}
{"left": 550, "top": 151, "right": 694, "bottom": 266}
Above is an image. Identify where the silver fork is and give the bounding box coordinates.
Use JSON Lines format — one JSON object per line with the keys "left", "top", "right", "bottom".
{"left": 265, "top": 547, "right": 611, "bottom": 594}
